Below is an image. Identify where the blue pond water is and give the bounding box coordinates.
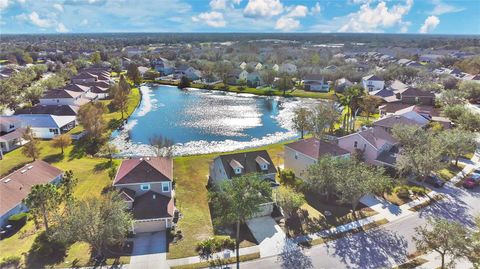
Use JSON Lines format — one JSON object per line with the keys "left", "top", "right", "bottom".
{"left": 112, "top": 85, "right": 312, "bottom": 156}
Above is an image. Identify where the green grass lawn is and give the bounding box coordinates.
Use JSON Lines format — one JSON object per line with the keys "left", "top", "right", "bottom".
{"left": 0, "top": 88, "right": 141, "bottom": 268}
{"left": 167, "top": 142, "right": 286, "bottom": 259}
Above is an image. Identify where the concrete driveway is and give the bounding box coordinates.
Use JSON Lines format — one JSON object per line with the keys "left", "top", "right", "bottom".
{"left": 246, "top": 216, "right": 290, "bottom": 258}
{"left": 130, "top": 231, "right": 168, "bottom": 269}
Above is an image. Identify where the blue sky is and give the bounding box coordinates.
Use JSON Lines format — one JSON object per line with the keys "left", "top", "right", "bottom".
{"left": 1, "top": 0, "right": 479, "bottom": 34}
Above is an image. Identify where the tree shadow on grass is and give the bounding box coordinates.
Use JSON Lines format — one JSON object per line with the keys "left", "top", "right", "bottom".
{"left": 25, "top": 231, "right": 68, "bottom": 269}
{"left": 94, "top": 161, "right": 113, "bottom": 172}
{"left": 43, "top": 153, "right": 64, "bottom": 163}
{"left": 324, "top": 227, "right": 408, "bottom": 269}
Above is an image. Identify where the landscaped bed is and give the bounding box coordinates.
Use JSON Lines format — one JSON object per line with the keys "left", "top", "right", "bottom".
{"left": 383, "top": 184, "right": 430, "bottom": 206}
{"left": 280, "top": 192, "right": 378, "bottom": 237}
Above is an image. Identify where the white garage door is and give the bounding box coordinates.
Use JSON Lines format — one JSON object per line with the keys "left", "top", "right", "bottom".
{"left": 134, "top": 219, "right": 166, "bottom": 233}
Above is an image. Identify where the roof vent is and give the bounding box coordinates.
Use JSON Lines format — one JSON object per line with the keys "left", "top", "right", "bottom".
{"left": 146, "top": 157, "right": 150, "bottom": 161}
{"left": 27, "top": 165, "right": 33, "bottom": 170}
{"left": 139, "top": 157, "right": 143, "bottom": 161}
{"left": 20, "top": 169, "right": 27, "bottom": 174}
{"left": 4, "top": 178, "right": 11, "bottom": 183}
{"left": 394, "top": 115, "right": 400, "bottom": 119}
{"left": 152, "top": 194, "right": 156, "bottom": 199}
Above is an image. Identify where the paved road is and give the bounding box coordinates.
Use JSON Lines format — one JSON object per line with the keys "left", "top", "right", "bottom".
{"left": 242, "top": 175, "right": 480, "bottom": 269}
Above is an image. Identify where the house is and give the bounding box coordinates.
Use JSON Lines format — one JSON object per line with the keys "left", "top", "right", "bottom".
{"left": 124, "top": 47, "right": 144, "bottom": 57}
{"left": 152, "top": 58, "right": 174, "bottom": 75}
{"left": 338, "top": 127, "right": 398, "bottom": 167}
{"left": 373, "top": 114, "right": 424, "bottom": 133}
{"left": 175, "top": 66, "right": 202, "bottom": 81}
{"left": 362, "top": 74, "right": 385, "bottom": 92}
{"left": 0, "top": 161, "right": 63, "bottom": 225}
{"left": 113, "top": 157, "right": 175, "bottom": 233}
{"left": 138, "top": 66, "right": 150, "bottom": 77}
{"left": 0, "top": 117, "right": 25, "bottom": 154}
{"left": 39, "top": 90, "right": 89, "bottom": 106}
{"left": 15, "top": 105, "right": 79, "bottom": 117}
{"left": 334, "top": 78, "right": 353, "bottom": 93}
{"left": 284, "top": 138, "right": 350, "bottom": 179}
{"left": 393, "top": 105, "right": 433, "bottom": 125}
{"left": 71, "top": 72, "right": 98, "bottom": 84}
{"left": 246, "top": 71, "right": 264, "bottom": 87}
{"left": 302, "top": 74, "right": 329, "bottom": 92}
{"left": 89, "top": 85, "right": 109, "bottom": 99}
{"left": 209, "top": 150, "right": 278, "bottom": 217}
{"left": 14, "top": 114, "right": 76, "bottom": 139}
{"left": 279, "top": 63, "right": 297, "bottom": 75}
{"left": 399, "top": 88, "right": 435, "bottom": 105}
{"left": 378, "top": 103, "right": 441, "bottom": 117}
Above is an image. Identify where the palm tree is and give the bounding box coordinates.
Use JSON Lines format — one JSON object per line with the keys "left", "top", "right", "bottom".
{"left": 209, "top": 173, "right": 272, "bottom": 269}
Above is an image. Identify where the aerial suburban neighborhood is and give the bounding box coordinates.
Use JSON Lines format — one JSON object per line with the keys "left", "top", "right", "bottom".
{"left": 0, "top": 1, "right": 480, "bottom": 269}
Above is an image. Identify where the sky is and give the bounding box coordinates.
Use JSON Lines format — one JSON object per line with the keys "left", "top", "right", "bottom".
{"left": 0, "top": 0, "right": 479, "bottom": 35}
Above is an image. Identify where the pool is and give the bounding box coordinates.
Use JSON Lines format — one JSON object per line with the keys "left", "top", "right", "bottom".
{"left": 111, "top": 85, "right": 318, "bottom": 156}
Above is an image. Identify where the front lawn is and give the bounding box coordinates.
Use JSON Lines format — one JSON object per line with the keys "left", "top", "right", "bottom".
{"left": 281, "top": 192, "right": 377, "bottom": 237}
{"left": 168, "top": 142, "right": 286, "bottom": 259}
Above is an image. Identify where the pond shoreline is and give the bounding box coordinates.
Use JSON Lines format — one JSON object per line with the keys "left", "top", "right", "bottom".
{"left": 111, "top": 84, "right": 320, "bottom": 157}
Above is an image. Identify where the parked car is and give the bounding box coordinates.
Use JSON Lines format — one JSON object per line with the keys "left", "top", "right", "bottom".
{"left": 425, "top": 175, "right": 445, "bottom": 188}
{"left": 463, "top": 178, "right": 478, "bottom": 189}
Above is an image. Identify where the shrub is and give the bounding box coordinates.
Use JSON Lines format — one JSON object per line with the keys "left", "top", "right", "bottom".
{"left": 0, "top": 256, "right": 21, "bottom": 268}
{"left": 409, "top": 186, "right": 426, "bottom": 196}
{"left": 8, "top": 212, "right": 28, "bottom": 222}
{"left": 195, "top": 236, "right": 235, "bottom": 260}
{"left": 279, "top": 169, "right": 296, "bottom": 186}
{"left": 393, "top": 186, "right": 410, "bottom": 199}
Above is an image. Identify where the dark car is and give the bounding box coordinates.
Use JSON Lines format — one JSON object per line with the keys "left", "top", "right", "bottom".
{"left": 425, "top": 175, "right": 445, "bottom": 188}
{"left": 463, "top": 178, "right": 477, "bottom": 189}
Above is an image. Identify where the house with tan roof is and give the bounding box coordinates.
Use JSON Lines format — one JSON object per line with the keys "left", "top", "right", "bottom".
{"left": 338, "top": 127, "right": 399, "bottom": 167}
{"left": 284, "top": 138, "right": 350, "bottom": 179}
{"left": 113, "top": 157, "right": 175, "bottom": 233}
{"left": 0, "top": 160, "right": 63, "bottom": 225}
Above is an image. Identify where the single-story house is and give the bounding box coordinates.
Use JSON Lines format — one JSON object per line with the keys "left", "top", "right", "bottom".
{"left": 39, "top": 90, "right": 89, "bottom": 106}
{"left": 113, "top": 157, "right": 175, "bottom": 233}
{"left": 14, "top": 114, "right": 76, "bottom": 139}
{"left": 15, "top": 105, "right": 79, "bottom": 117}
{"left": 284, "top": 138, "right": 350, "bottom": 179}
{"left": 0, "top": 117, "right": 25, "bottom": 154}
{"left": 0, "top": 160, "right": 63, "bottom": 225}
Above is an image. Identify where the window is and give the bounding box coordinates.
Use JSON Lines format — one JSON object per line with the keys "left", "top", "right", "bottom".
{"left": 161, "top": 182, "right": 170, "bottom": 192}
{"left": 294, "top": 152, "right": 298, "bottom": 159}
{"left": 49, "top": 129, "right": 59, "bottom": 135}
{"left": 354, "top": 141, "right": 358, "bottom": 148}
{"left": 234, "top": 168, "right": 242, "bottom": 174}
{"left": 140, "top": 184, "right": 150, "bottom": 191}
{"left": 9, "top": 124, "right": 14, "bottom": 129}
{"left": 56, "top": 99, "right": 59, "bottom": 103}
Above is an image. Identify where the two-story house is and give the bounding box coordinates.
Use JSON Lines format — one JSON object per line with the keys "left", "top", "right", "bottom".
{"left": 209, "top": 150, "right": 278, "bottom": 217}
{"left": 284, "top": 138, "right": 350, "bottom": 179}
{"left": 338, "top": 127, "right": 398, "bottom": 167}
{"left": 362, "top": 74, "right": 385, "bottom": 92}
{"left": 302, "top": 74, "right": 329, "bottom": 92}
{"left": 113, "top": 157, "right": 175, "bottom": 234}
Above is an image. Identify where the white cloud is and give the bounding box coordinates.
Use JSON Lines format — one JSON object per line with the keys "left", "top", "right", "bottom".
{"left": 80, "top": 19, "right": 88, "bottom": 26}
{"left": 0, "top": 0, "right": 9, "bottom": 10}
{"left": 27, "top": 11, "right": 55, "bottom": 28}
{"left": 419, "top": 15, "right": 439, "bottom": 33}
{"left": 286, "top": 5, "right": 308, "bottom": 18}
{"left": 275, "top": 16, "right": 300, "bottom": 31}
{"left": 56, "top": 22, "right": 69, "bottom": 32}
{"left": 310, "top": 2, "right": 321, "bottom": 15}
{"left": 210, "top": 0, "right": 226, "bottom": 10}
{"left": 17, "top": 0, "right": 25, "bottom": 3}
{"left": 53, "top": 3, "right": 64, "bottom": 12}
{"left": 192, "top": 11, "right": 226, "bottom": 27}
{"left": 430, "top": 0, "right": 464, "bottom": 15}
{"left": 243, "top": 0, "right": 283, "bottom": 18}
{"left": 338, "top": 0, "right": 413, "bottom": 32}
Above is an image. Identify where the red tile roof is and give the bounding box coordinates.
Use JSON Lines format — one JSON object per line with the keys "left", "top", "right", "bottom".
{"left": 0, "top": 160, "right": 63, "bottom": 216}
{"left": 286, "top": 138, "right": 350, "bottom": 159}
{"left": 114, "top": 157, "right": 173, "bottom": 185}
